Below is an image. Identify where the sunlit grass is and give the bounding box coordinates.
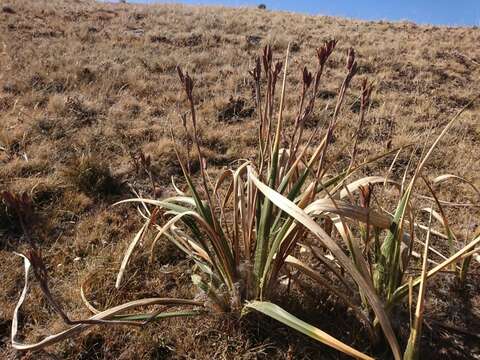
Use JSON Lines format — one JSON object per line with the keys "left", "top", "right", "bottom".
{"left": 10, "top": 40, "right": 479, "bottom": 359}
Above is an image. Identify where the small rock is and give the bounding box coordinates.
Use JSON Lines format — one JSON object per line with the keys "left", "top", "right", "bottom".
{"left": 246, "top": 35, "right": 262, "bottom": 46}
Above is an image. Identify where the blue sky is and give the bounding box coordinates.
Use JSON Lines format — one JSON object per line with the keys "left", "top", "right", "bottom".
{"left": 121, "top": 0, "right": 480, "bottom": 26}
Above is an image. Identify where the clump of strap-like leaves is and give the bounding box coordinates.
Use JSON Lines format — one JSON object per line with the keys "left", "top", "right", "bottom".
{"left": 11, "top": 41, "right": 479, "bottom": 360}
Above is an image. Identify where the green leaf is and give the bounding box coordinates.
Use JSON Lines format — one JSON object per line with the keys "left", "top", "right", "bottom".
{"left": 246, "top": 301, "right": 374, "bottom": 360}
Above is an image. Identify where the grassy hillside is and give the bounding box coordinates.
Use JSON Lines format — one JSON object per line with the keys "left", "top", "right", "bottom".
{"left": 1, "top": 0, "right": 479, "bottom": 358}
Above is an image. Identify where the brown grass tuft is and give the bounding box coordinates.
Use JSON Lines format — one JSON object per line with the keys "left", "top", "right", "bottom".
{"left": 62, "top": 156, "right": 123, "bottom": 198}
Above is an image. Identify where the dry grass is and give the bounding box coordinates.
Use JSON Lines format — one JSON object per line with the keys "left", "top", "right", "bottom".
{"left": 1, "top": 0, "right": 479, "bottom": 359}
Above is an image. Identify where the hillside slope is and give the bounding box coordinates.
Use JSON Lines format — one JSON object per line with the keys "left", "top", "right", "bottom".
{"left": 1, "top": 1, "right": 479, "bottom": 358}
